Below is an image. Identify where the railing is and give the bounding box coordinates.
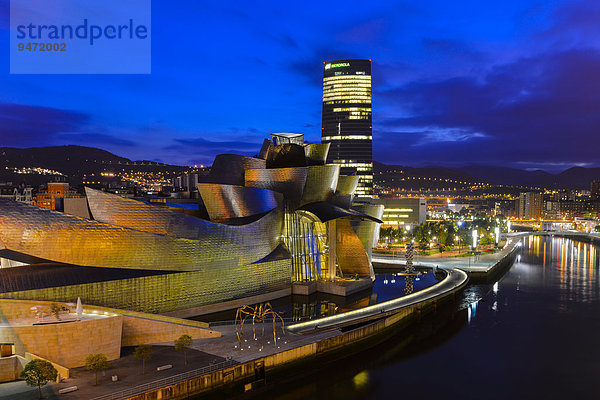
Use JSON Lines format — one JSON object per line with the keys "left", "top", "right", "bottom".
{"left": 287, "top": 268, "right": 469, "bottom": 334}
{"left": 209, "top": 316, "right": 313, "bottom": 327}
{"left": 90, "top": 359, "right": 238, "bottom": 400}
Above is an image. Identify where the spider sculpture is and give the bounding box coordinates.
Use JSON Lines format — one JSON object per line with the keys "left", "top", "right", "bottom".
{"left": 235, "top": 302, "right": 285, "bottom": 349}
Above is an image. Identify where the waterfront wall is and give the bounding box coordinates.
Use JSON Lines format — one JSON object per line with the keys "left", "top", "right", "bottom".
{"left": 114, "top": 274, "right": 466, "bottom": 400}
{"left": 536, "top": 231, "right": 600, "bottom": 246}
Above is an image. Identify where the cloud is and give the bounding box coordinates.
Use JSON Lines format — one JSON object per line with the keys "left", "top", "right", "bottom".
{"left": 0, "top": 102, "right": 89, "bottom": 147}
{"left": 167, "top": 136, "right": 263, "bottom": 156}
{"left": 336, "top": 17, "right": 389, "bottom": 44}
{"left": 422, "top": 38, "right": 486, "bottom": 62}
{"left": 535, "top": 0, "right": 600, "bottom": 50}
{"left": 375, "top": 49, "right": 600, "bottom": 168}
{"left": 288, "top": 46, "right": 367, "bottom": 86}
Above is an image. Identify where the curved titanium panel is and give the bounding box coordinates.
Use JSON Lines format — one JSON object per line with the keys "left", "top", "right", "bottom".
{"left": 296, "top": 202, "right": 383, "bottom": 224}
{"left": 245, "top": 167, "right": 309, "bottom": 205}
{"left": 331, "top": 193, "right": 353, "bottom": 209}
{"left": 299, "top": 165, "right": 340, "bottom": 206}
{"left": 0, "top": 258, "right": 293, "bottom": 314}
{"left": 350, "top": 204, "right": 384, "bottom": 262}
{"left": 258, "top": 138, "right": 274, "bottom": 160}
{"left": 197, "top": 183, "right": 282, "bottom": 222}
{"left": 304, "top": 143, "right": 330, "bottom": 166}
{"left": 86, "top": 187, "right": 214, "bottom": 240}
{"left": 266, "top": 143, "right": 306, "bottom": 169}
{"left": 335, "top": 218, "right": 372, "bottom": 277}
{"left": 0, "top": 195, "right": 282, "bottom": 271}
{"left": 207, "top": 154, "right": 266, "bottom": 186}
{"left": 336, "top": 175, "right": 360, "bottom": 195}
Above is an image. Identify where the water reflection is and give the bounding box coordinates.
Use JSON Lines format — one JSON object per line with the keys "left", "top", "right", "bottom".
{"left": 229, "top": 235, "right": 600, "bottom": 400}
{"left": 193, "top": 269, "right": 441, "bottom": 324}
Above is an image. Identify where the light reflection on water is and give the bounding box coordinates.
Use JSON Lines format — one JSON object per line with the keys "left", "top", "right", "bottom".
{"left": 193, "top": 269, "right": 441, "bottom": 324}
{"left": 237, "top": 235, "right": 600, "bottom": 400}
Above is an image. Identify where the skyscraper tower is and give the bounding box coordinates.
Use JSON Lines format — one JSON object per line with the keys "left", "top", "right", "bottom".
{"left": 321, "top": 59, "right": 373, "bottom": 197}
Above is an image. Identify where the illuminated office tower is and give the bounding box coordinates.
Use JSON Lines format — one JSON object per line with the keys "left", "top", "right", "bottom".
{"left": 321, "top": 59, "right": 373, "bottom": 197}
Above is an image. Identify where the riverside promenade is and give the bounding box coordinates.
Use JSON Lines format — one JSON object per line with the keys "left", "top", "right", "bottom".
{"left": 373, "top": 233, "right": 524, "bottom": 278}
{"left": 8, "top": 235, "right": 528, "bottom": 400}
{"left": 66, "top": 267, "right": 469, "bottom": 400}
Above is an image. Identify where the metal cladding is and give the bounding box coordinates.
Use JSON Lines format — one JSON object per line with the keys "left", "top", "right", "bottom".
{"left": 335, "top": 218, "right": 372, "bottom": 278}
{"left": 266, "top": 143, "right": 307, "bottom": 169}
{"left": 0, "top": 133, "right": 384, "bottom": 313}
{"left": 197, "top": 183, "right": 282, "bottom": 222}
{"left": 206, "top": 154, "right": 266, "bottom": 186}
{"left": 331, "top": 194, "right": 353, "bottom": 209}
{"left": 299, "top": 165, "right": 340, "bottom": 206}
{"left": 350, "top": 203, "right": 385, "bottom": 262}
{"left": 87, "top": 187, "right": 210, "bottom": 239}
{"left": 296, "top": 201, "right": 383, "bottom": 224}
{"left": 0, "top": 194, "right": 282, "bottom": 271}
{"left": 304, "top": 143, "right": 330, "bottom": 166}
{"left": 271, "top": 132, "right": 304, "bottom": 146}
{"left": 258, "top": 138, "right": 274, "bottom": 160}
{"left": 0, "top": 258, "right": 291, "bottom": 314}
{"left": 245, "top": 167, "right": 309, "bottom": 205}
{"left": 336, "top": 175, "right": 360, "bottom": 195}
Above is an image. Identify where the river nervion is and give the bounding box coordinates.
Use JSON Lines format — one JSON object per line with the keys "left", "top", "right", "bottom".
{"left": 240, "top": 235, "right": 600, "bottom": 400}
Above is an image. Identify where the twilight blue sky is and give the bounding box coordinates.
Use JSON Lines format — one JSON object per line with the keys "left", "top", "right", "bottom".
{"left": 1, "top": 0, "right": 599, "bottom": 171}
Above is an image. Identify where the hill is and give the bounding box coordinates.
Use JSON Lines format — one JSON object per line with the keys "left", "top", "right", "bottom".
{"left": 0, "top": 145, "right": 190, "bottom": 187}
{"left": 375, "top": 162, "right": 600, "bottom": 190}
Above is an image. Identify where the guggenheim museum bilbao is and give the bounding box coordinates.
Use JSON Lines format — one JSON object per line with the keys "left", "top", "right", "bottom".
{"left": 0, "top": 133, "right": 383, "bottom": 314}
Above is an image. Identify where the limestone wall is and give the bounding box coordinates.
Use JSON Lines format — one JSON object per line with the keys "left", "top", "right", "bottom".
{"left": 0, "top": 315, "right": 123, "bottom": 369}
{"left": 120, "top": 315, "right": 220, "bottom": 347}
{"left": 0, "top": 299, "right": 221, "bottom": 371}
{"left": 0, "top": 355, "right": 25, "bottom": 383}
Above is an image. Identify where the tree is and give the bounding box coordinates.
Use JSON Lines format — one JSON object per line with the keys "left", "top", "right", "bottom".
{"left": 414, "top": 225, "right": 430, "bottom": 251}
{"left": 174, "top": 334, "right": 193, "bottom": 365}
{"left": 133, "top": 345, "right": 152, "bottom": 374}
{"left": 50, "top": 303, "right": 62, "bottom": 321}
{"left": 20, "top": 359, "right": 58, "bottom": 399}
{"left": 85, "top": 353, "right": 108, "bottom": 385}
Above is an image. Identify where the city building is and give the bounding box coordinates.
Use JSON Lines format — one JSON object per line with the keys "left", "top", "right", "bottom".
{"left": 374, "top": 198, "right": 427, "bottom": 227}
{"left": 544, "top": 199, "right": 600, "bottom": 220}
{"left": 591, "top": 180, "right": 600, "bottom": 200}
{"left": 34, "top": 182, "right": 79, "bottom": 211}
{"left": 516, "top": 192, "right": 543, "bottom": 220}
{"left": 0, "top": 137, "right": 383, "bottom": 315}
{"left": 321, "top": 59, "right": 373, "bottom": 197}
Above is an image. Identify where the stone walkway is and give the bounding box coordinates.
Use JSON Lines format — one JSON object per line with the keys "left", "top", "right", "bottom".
{"left": 187, "top": 324, "right": 340, "bottom": 363}
{"left": 0, "top": 346, "right": 225, "bottom": 400}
